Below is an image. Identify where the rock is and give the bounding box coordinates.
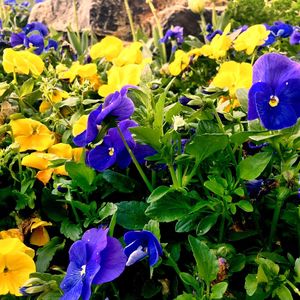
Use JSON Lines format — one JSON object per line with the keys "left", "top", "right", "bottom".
{"left": 29, "top": 0, "right": 225, "bottom": 40}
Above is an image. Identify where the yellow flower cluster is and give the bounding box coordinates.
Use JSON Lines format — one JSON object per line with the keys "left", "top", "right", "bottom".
{"left": 168, "top": 24, "right": 269, "bottom": 76}
{"left": 0, "top": 238, "right": 35, "bottom": 296}
{"left": 21, "top": 143, "right": 83, "bottom": 185}
{"left": 90, "top": 36, "right": 151, "bottom": 97}
{"left": 3, "top": 48, "right": 44, "bottom": 77}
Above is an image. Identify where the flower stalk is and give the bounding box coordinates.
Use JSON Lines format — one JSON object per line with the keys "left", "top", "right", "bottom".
{"left": 123, "top": 0, "right": 137, "bottom": 42}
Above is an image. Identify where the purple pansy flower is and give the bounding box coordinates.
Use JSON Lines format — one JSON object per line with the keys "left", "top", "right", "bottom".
{"left": 60, "top": 228, "right": 127, "bottom": 300}
{"left": 86, "top": 120, "right": 137, "bottom": 172}
{"left": 264, "top": 22, "right": 293, "bottom": 46}
{"left": 45, "top": 38, "right": 58, "bottom": 51}
{"left": 124, "top": 230, "right": 163, "bottom": 267}
{"left": 160, "top": 26, "right": 184, "bottom": 45}
{"left": 290, "top": 28, "right": 300, "bottom": 45}
{"left": 10, "top": 32, "right": 26, "bottom": 47}
{"left": 248, "top": 53, "right": 300, "bottom": 130}
{"left": 4, "top": 0, "right": 16, "bottom": 5}
{"left": 73, "top": 86, "right": 135, "bottom": 147}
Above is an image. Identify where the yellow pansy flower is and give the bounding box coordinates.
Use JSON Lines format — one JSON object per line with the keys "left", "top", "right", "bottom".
{"left": 200, "top": 24, "right": 232, "bottom": 60}
{"left": 168, "top": 50, "right": 190, "bottom": 76}
{"left": 0, "top": 229, "right": 23, "bottom": 242}
{"left": 113, "top": 42, "right": 143, "bottom": 67}
{"left": 90, "top": 36, "right": 123, "bottom": 61}
{"left": 233, "top": 24, "right": 270, "bottom": 55}
{"left": 3, "top": 48, "right": 44, "bottom": 77}
{"left": 10, "top": 118, "right": 55, "bottom": 152}
{"left": 39, "top": 89, "right": 69, "bottom": 113}
{"left": 0, "top": 238, "right": 35, "bottom": 296}
{"left": 98, "top": 64, "right": 142, "bottom": 97}
{"left": 72, "top": 115, "right": 88, "bottom": 137}
{"left": 21, "top": 143, "right": 80, "bottom": 185}
{"left": 212, "top": 61, "right": 252, "bottom": 98}
{"left": 29, "top": 218, "right": 52, "bottom": 247}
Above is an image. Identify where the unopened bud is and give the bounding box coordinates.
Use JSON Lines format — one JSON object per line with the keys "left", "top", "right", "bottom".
{"left": 188, "top": 0, "right": 206, "bottom": 14}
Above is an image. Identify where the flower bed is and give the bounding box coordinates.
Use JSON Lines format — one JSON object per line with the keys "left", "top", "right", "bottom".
{"left": 0, "top": 0, "right": 300, "bottom": 299}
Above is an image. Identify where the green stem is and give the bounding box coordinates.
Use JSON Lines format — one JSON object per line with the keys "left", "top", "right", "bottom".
{"left": 123, "top": 0, "right": 137, "bottom": 42}
{"left": 268, "top": 197, "right": 284, "bottom": 249}
{"left": 146, "top": 0, "right": 167, "bottom": 63}
{"left": 182, "top": 159, "right": 200, "bottom": 187}
{"left": 286, "top": 280, "right": 300, "bottom": 296}
{"left": 218, "top": 202, "right": 226, "bottom": 243}
{"left": 116, "top": 125, "right": 153, "bottom": 192}
{"left": 168, "top": 163, "right": 179, "bottom": 188}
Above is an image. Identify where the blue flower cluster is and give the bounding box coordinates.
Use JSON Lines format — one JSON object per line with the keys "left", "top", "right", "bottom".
{"left": 10, "top": 21, "right": 57, "bottom": 54}
{"left": 60, "top": 228, "right": 162, "bottom": 300}
{"left": 73, "top": 86, "right": 155, "bottom": 172}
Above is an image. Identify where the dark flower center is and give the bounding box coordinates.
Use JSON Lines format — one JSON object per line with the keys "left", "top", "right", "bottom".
{"left": 269, "top": 95, "right": 279, "bottom": 107}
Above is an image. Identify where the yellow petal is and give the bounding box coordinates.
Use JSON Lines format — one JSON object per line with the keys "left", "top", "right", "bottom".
{"left": 72, "top": 115, "right": 88, "bottom": 137}
{"left": 48, "top": 143, "right": 73, "bottom": 159}
{"left": 0, "top": 251, "right": 36, "bottom": 296}
{"left": 72, "top": 148, "right": 84, "bottom": 162}
{"left": 77, "top": 63, "right": 98, "bottom": 79}
{"left": 16, "top": 134, "right": 55, "bottom": 152}
{"left": 21, "top": 152, "right": 51, "bottom": 170}
{"left": 30, "top": 218, "right": 52, "bottom": 230}
{"left": 0, "top": 229, "right": 23, "bottom": 241}
{"left": 90, "top": 36, "right": 123, "bottom": 61}
{"left": 39, "top": 100, "right": 51, "bottom": 113}
{"left": 30, "top": 227, "right": 50, "bottom": 247}
{"left": 113, "top": 42, "right": 143, "bottom": 67}
{"left": 36, "top": 169, "right": 53, "bottom": 185}
{"left": 23, "top": 50, "right": 44, "bottom": 76}
{"left": 0, "top": 238, "right": 35, "bottom": 258}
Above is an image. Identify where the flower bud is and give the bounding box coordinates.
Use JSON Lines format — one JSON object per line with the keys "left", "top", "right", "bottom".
{"left": 188, "top": 0, "right": 206, "bottom": 14}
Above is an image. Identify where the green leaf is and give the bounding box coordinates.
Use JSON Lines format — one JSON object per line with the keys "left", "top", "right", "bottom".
{"left": 36, "top": 237, "right": 65, "bottom": 272}
{"left": 211, "top": 282, "right": 228, "bottom": 299}
{"left": 147, "top": 186, "right": 170, "bottom": 203}
{"left": 153, "top": 95, "right": 165, "bottom": 133}
{"left": 245, "top": 274, "right": 258, "bottom": 296}
{"left": 98, "top": 202, "right": 118, "bottom": 222}
{"left": 179, "top": 272, "right": 200, "bottom": 291}
{"left": 174, "top": 293, "right": 196, "bottom": 300}
{"left": 102, "top": 170, "right": 136, "bottom": 193}
{"left": 294, "top": 258, "right": 300, "bottom": 282}
{"left": 67, "top": 28, "right": 82, "bottom": 55}
{"left": 236, "top": 200, "right": 253, "bottom": 212}
{"left": 204, "top": 179, "right": 224, "bottom": 197}
{"left": 196, "top": 213, "right": 219, "bottom": 235}
{"left": 60, "top": 219, "right": 82, "bottom": 241}
{"left": 145, "top": 190, "right": 192, "bottom": 222}
{"left": 116, "top": 201, "right": 149, "bottom": 230}
{"left": 20, "top": 78, "right": 35, "bottom": 97}
{"left": 175, "top": 213, "right": 200, "bottom": 233}
{"left": 230, "top": 131, "right": 262, "bottom": 145}
{"left": 65, "top": 161, "right": 95, "bottom": 192}
{"left": 274, "top": 285, "right": 293, "bottom": 300}
{"left": 186, "top": 134, "right": 228, "bottom": 162}
{"left": 230, "top": 254, "right": 246, "bottom": 272}
{"left": 130, "top": 127, "right": 162, "bottom": 150}
{"left": 188, "top": 236, "right": 219, "bottom": 286}
{"left": 239, "top": 152, "right": 272, "bottom": 180}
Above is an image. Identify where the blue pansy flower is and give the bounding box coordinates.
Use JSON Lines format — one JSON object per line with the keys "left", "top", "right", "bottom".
{"left": 10, "top": 32, "right": 26, "bottom": 47}
{"left": 45, "top": 38, "right": 58, "bottom": 51}
{"left": 206, "top": 29, "right": 223, "bottom": 42}
{"left": 160, "top": 26, "right": 184, "bottom": 45}
{"left": 4, "top": 0, "right": 16, "bottom": 5}
{"left": 73, "top": 86, "right": 135, "bottom": 147}
{"left": 86, "top": 120, "right": 137, "bottom": 172}
{"left": 290, "top": 28, "right": 300, "bottom": 45}
{"left": 248, "top": 53, "right": 300, "bottom": 130}
{"left": 24, "top": 34, "right": 45, "bottom": 54}
{"left": 23, "top": 22, "right": 49, "bottom": 37}
{"left": 124, "top": 230, "right": 163, "bottom": 267}
{"left": 60, "top": 228, "right": 127, "bottom": 300}
{"left": 264, "top": 22, "right": 293, "bottom": 46}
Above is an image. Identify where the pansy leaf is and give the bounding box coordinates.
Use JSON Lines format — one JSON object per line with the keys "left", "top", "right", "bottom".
{"left": 239, "top": 151, "right": 272, "bottom": 180}
{"left": 130, "top": 127, "right": 162, "bottom": 150}
{"left": 145, "top": 190, "right": 192, "bottom": 222}
{"left": 188, "top": 236, "right": 219, "bottom": 286}
{"left": 65, "top": 161, "right": 95, "bottom": 192}
{"left": 36, "top": 237, "right": 65, "bottom": 272}
{"left": 211, "top": 282, "right": 228, "bottom": 299}
{"left": 185, "top": 134, "right": 228, "bottom": 162}
{"left": 102, "top": 170, "right": 136, "bottom": 193}
{"left": 60, "top": 220, "right": 82, "bottom": 241}
{"left": 116, "top": 201, "right": 149, "bottom": 230}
